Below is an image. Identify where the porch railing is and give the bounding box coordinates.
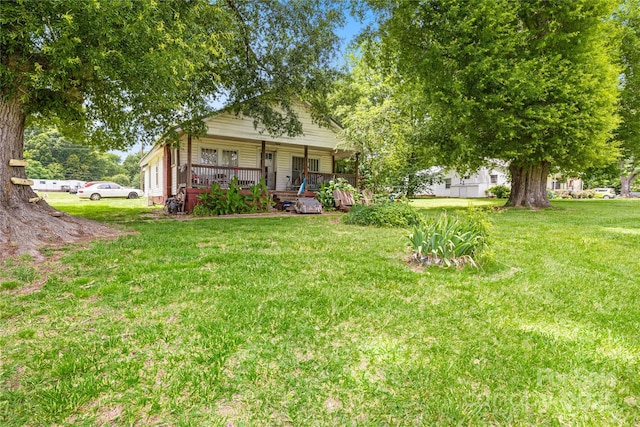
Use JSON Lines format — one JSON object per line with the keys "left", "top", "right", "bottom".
{"left": 289, "top": 172, "right": 356, "bottom": 190}
{"left": 178, "top": 164, "right": 263, "bottom": 189}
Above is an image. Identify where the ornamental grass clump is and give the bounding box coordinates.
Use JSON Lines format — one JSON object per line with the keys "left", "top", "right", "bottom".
{"left": 409, "top": 210, "right": 490, "bottom": 268}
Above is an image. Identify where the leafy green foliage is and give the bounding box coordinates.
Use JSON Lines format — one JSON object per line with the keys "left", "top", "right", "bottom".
{"left": 1, "top": 0, "right": 344, "bottom": 149}
{"left": 409, "top": 210, "right": 490, "bottom": 268}
{"left": 343, "top": 201, "right": 421, "bottom": 228}
{"left": 194, "top": 178, "right": 272, "bottom": 216}
{"left": 488, "top": 185, "right": 511, "bottom": 199}
{"left": 316, "top": 178, "right": 358, "bottom": 209}
{"left": 369, "top": 0, "right": 621, "bottom": 206}
{"left": 23, "top": 126, "right": 140, "bottom": 184}
{"left": 328, "top": 49, "right": 436, "bottom": 194}
{"left": 612, "top": 1, "right": 640, "bottom": 194}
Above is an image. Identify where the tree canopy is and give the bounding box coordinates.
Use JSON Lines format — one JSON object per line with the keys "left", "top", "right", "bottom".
{"left": 329, "top": 49, "right": 438, "bottom": 194}
{"left": 23, "top": 126, "right": 140, "bottom": 186}
{"left": 613, "top": 0, "right": 640, "bottom": 195}
{"left": 366, "top": 0, "right": 621, "bottom": 207}
{"left": 0, "top": 0, "right": 345, "bottom": 258}
{"left": 1, "top": 0, "right": 344, "bottom": 148}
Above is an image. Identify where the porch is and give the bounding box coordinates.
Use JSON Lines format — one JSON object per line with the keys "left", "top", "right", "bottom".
{"left": 178, "top": 164, "right": 356, "bottom": 191}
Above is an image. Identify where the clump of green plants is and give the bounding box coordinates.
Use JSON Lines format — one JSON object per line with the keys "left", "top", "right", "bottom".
{"left": 571, "top": 190, "right": 595, "bottom": 199}
{"left": 408, "top": 209, "right": 490, "bottom": 268}
{"left": 488, "top": 184, "right": 510, "bottom": 199}
{"left": 342, "top": 200, "right": 421, "bottom": 228}
{"left": 316, "top": 178, "right": 359, "bottom": 209}
{"left": 193, "top": 178, "right": 272, "bottom": 216}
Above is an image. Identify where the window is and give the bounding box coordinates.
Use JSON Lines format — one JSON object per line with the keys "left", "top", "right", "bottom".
{"left": 445, "top": 178, "right": 451, "bottom": 189}
{"left": 155, "top": 165, "right": 159, "bottom": 186}
{"left": 40, "top": 181, "right": 45, "bottom": 184}
{"left": 221, "top": 150, "right": 238, "bottom": 167}
{"left": 201, "top": 148, "right": 217, "bottom": 165}
{"left": 308, "top": 158, "right": 319, "bottom": 172}
{"left": 292, "top": 156, "right": 304, "bottom": 172}
{"left": 490, "top": 174, "right": 498, "bottom": 184}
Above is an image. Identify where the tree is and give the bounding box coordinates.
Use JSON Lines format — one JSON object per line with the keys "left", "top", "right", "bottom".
{"left": 329, "top": 49, "right": 437, "bottom": 194}
{"left": 369, "top": 0, "right": 621, "bottom": 207}
{"left": 614, "top": 0, "right": 640, "bottom": 196}
{"left": 23, "top": 126, "right": 126, "bottom": 181}
{"left": 24, "top": 157, "right": 53, "bottom": 180}
{"left": 1, "top": 0, "right": 343, "bottom": 258}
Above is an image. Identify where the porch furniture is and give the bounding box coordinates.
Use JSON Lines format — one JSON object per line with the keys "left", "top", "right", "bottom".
{"left": 333, "top": 190, "right": 355, "bottom": 212}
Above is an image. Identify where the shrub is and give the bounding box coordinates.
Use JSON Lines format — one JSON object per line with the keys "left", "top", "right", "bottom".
{"left": 488, "top": 184, "right": 510, "bottom": 199}
{"left": 105, "top": 174, "right": 131, "bottom": 187}
{"left": 552, "top": 190, "right": 572, "bottom": 199}
{"left": 194, "top": 178, "right": 272, "bottom": 216}
{"left": 408, "top": 209, "right": 490, "bottom": 268}
{"left": 342, "top": 201, "right": 421, "bottom": 228}
{"left": 246, "top": 179, "right": 273, "bottom": 212}
{"left": 571, "top": 190, "right": 594, "bottom": 199}
{"left": 317, "top": 178, "right": 359, "bottom": 209}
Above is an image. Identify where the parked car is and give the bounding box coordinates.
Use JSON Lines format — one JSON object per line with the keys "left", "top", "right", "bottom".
{"left": 629, "top": 191, "right": 640, "bottom": 198}
{"left": 593, "top": 188, "right": 617, "bottom": 199}
{"left": 82, "top": 181, "right": 105, "bottom": 188}
{"left": 76, "top": 182, "right": 144, "bottom": 200}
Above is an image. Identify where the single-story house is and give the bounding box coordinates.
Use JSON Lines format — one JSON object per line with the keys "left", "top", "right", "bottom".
{"left": 140, "top": 100, "right": 357, "bottom": 209}
{"left": 547, "top": 173, "right": 583, "bottom": 192}
{"left": 429, "top": 166, "right": 510, "bottom": 198}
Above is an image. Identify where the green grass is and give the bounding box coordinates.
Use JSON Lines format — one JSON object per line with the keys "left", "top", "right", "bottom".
{"left": 36, "top": 192, "right": 162, "bottom": 223}
{"left": 1, "top": 196, "right": 640, "bottom": 425}
{"left": 410, "top": 196, "right": 504, "bottom": 209}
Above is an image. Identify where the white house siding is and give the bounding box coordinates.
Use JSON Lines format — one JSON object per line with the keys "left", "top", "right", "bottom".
{"left": 184, "top": 137, "right": 262, "bottom": 169}
{"left": 204, "top": 103, "right": 341, "bottom": 151}
{"left": 430, "top": 168, "right": 509, "bottom": 198}
{"left": 142, "top": 149, "right": 164, "bottom": 205}
{"left": 140, "top": 100, "right": 349, "bottom": 201}
{"left": 171, "top": 136, "right": 335, "bottom": 193}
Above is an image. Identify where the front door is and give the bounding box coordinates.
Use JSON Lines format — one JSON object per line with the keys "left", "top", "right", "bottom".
{"left": 265, "top": 151, "right": 276, "bottom": 190}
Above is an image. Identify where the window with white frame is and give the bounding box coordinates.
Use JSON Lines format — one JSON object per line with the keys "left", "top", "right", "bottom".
{"left": 221, "top": 150, "right": 238, "bottom": 167}
{"left": 308, "top": 158, "right": 320, "bottom": 172}
{"left": 445, "top": 178, "right": 451, "bottom": 189}
{"left": 490, "top": 174, "right": 498, "bottom": 184}
{"left": 201, "top": 148, "right": 217, "bottom": 165}
{"left": 293, "top": 156, "right": 320, "bottom": 173}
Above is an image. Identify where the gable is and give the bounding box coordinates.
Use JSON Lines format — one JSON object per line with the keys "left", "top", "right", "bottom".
{"left": 203, "top": 101, "right": 343, "bottom": 150}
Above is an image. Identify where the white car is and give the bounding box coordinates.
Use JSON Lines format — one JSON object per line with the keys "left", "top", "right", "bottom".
{"left": 76, "top": 182, "right": 144, "bottom": 200}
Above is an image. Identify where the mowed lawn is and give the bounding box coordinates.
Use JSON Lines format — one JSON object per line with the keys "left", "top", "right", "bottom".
{"left": 1, "top": 194, "right": 640, "bottom": 425}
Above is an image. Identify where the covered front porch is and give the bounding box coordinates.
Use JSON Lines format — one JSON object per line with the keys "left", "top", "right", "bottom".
{"left": 172, "top": 136, "right": 358, "bottom": 193}
{"left": 179, "top": 164, "right": 357, "bottom": 191}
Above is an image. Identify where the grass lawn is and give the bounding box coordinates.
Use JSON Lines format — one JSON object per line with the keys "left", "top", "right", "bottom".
{"left": 1, "top": 194, "right": 640, "bottom": 425}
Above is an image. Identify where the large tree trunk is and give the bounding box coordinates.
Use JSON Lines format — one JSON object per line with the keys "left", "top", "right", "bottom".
{"left": 506, "top": 161, "right": 551, "bottom": 208}
{"left": 0, "top": 96, "right": 120, "bottom": 260}
{"left": 620, "top": 170, "right": 637, "bottom": 197}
